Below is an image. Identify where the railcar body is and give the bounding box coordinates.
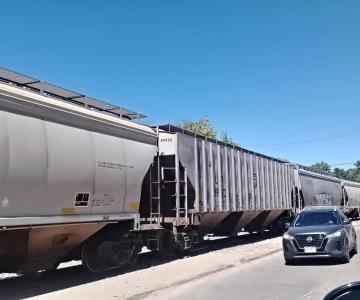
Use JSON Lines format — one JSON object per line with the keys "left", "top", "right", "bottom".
{"left": 293, "top": 168, "right": 360, "bottom": 217}
{"left": 295, "top": 168, "right": 343, "bottom": 207}
{"left": 342, "top": 180, "right": 360, "bottom": 217}
{"left": 139, "top": 125, "right": 295, "bottom": 252}
{"left": 0, "top": 69, "right": 157, "bottom": 272}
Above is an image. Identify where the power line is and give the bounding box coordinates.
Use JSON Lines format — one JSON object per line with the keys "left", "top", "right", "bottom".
{"left": 252, "top": 131, "right": 360, "bottom": 148}
{"left": 330, "top": 162, "right": 356, "bottom": 167}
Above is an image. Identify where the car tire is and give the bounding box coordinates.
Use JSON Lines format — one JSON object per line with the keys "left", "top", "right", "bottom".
{"left": 285, "top": 258, "right": 295, "bottom": 265}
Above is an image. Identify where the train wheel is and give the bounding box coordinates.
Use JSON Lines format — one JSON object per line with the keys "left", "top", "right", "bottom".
{"left": 82, "top": 235, "right": 139, "bottom": 272}
{"left": 128, "top": 240, "right": 143, "bottom": 265}
{"left": 127, "top": 250, "right": 139, "bottom": 265}
{"left": 158, "top": 230, "right": 176, "bottom": 257}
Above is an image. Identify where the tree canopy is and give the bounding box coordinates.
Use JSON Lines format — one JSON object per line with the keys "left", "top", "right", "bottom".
{"left": 178, "top": 116, "right": 217, "bottom": 139}
{"left": 311, "top": 161, "right": 360, "bottom": 182}
{"left": 309, "top": 161, "right": 331, "bottom": 174}
{"left": 220, "top": 131, "right": 239, "bottom": 146}
{"left": 178, "top": 116, "right": 239, "bottom": 145}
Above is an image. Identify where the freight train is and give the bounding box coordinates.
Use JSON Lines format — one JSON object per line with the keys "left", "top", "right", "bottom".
{"left": 0, "top": 67, "right": 359, "bottom": 274}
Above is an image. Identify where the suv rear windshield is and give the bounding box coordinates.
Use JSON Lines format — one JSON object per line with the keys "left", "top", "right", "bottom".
{"left": 293, "top": 211, "right": 340, "bottom": 227}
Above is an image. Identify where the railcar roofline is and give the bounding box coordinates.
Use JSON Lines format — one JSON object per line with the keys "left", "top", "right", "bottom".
{"left": 0, "top": 66, "right": 146, "bottom": 121}
{"left": 154, "top": 123, "right": 290, "bottom": 164}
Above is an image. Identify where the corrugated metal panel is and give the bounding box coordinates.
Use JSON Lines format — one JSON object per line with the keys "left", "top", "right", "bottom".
{"left": 243, "top": 152, "right": 250, "bottom": 211}
{"left": 194, "top": 137, "right": 200, "bottom": 212}
{"left": 270, "top": 160, "right": 275, "bottom": 208}
{"left": 174, "top": 132, "right": 295, "bottom": 213}
{"left": 209, "top": 142, "right": 215, "bottom": 212}
{"left": 236, "top": 151, "right": 242, "bottom": 211}
{"left": 217, "top": 144, "right": 223, "bottom": 211}
{"left": 201, "top": 139, "right": 207, "bottom": 212}
{"left": 224, "top": 146, "right": 230, "bottom": 211}
{"left": 232, "top": 150, "right": 236, "bottom": 211}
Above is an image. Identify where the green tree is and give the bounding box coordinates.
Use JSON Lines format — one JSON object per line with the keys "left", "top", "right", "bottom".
{"left": 350, "top": 161, "right": 360, "bottom": 181}
{"left": 334, "top": 167, "right": 347, "bottom": 179}
{"left": 355, "top": 160, "right": 360, "bottom": 170}
{"left": 310, "top": 161, "right": 331, "bottom": 174}
{"left": 331, "top": 162, "right": 360, "bottom": 182}
{"left": 178, "top": 116, "right": 217, "bottom": 139}
{"left": 220, "top": 131, "right": 240, "bottom": 146}
{"left": 346, "top": 169, "right": 358, "bottom": 181}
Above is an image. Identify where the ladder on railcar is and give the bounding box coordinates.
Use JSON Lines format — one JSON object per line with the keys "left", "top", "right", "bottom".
{"left": 150, "top": 161, "right": 189, "bottom": 225}
{"left": 149, "top": 155, "right": 162, "bottom": 224}
{"left": 161, "top": 166, "right": 188, "bottom": 224}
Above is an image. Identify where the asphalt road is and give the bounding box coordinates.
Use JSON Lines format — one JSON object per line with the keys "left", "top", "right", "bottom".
{"left": 150, "top": 227, "right": 360, "bottom": 300}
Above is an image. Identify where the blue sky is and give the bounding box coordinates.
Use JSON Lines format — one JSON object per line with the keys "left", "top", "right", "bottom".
{"left": 1, "top": 1, "right": 359, "bottom": 168}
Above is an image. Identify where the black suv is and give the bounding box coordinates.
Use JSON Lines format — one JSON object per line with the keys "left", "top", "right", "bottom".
{"left": 283, "top": 206, "right": 357, "bottom": 264}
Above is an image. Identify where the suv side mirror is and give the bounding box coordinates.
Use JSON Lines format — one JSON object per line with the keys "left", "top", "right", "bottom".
{"left": 344, "top": 219, "right": 351, "bottom": 225}
{"left": 284, "top": 222, "right": 291, "bottom": 229}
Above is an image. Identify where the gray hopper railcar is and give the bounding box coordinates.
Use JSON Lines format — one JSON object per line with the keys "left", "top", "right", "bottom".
{"left": 342, "top": 180, "right": 360, "bottom": 218}
{"left": 0, "top": 68, "right": 157, "bottom": 273}
{"left": 294, "top": 168, "right": 343, "bottom": 208}
{"left": 293, "top": 168, "right": 360, "bottom": 217}
{"left": 139, "top": 125, "right": 297, "bottom": 253}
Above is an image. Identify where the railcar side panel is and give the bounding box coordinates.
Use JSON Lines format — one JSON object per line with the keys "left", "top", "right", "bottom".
{"left": 174, "top": 132, "right": 296, "bottom": 213}
{"left": 155, "top": 129, "right": 295, "bottom": 235}
{"left": 343, "top": 181, "right": 360, "bottom": 210}
{"left": 297, "top": 169, "right": 343, "bottom": 207}
{"left": 0, "top": 110, "right": 156, "bottom": 221}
